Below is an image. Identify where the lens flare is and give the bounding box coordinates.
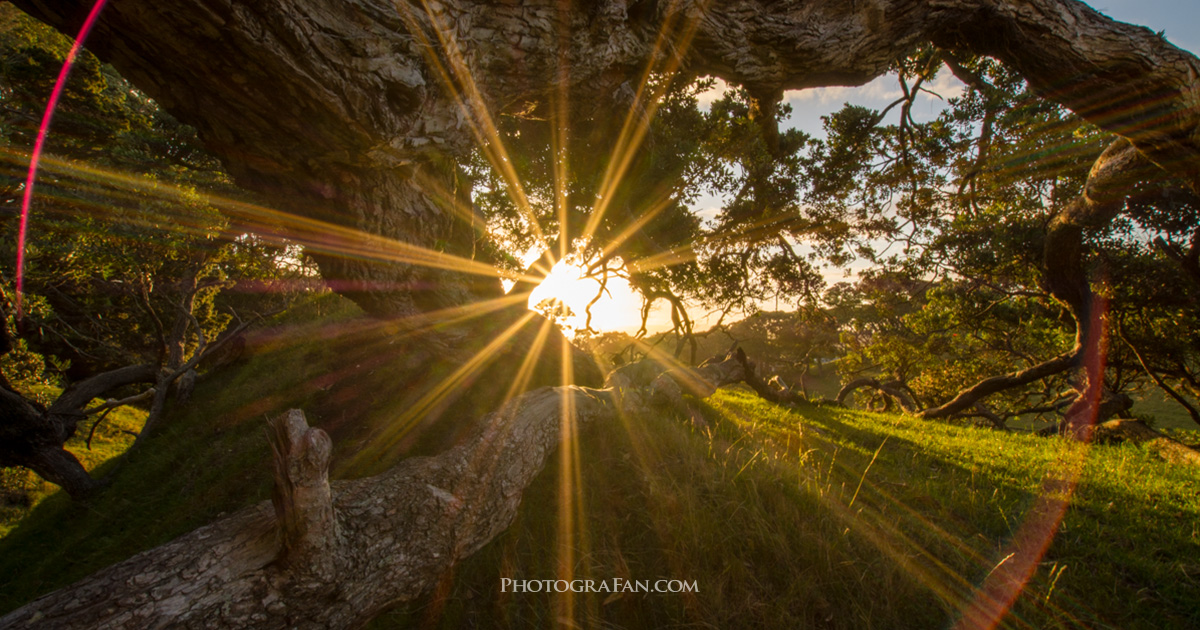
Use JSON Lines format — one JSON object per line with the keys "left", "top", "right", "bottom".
{"left": 15, "top": 0, "right": 109, "bottom": 318}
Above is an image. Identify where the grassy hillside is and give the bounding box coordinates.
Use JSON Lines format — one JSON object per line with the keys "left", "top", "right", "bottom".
{"left": 1, "top": 312, "right": 1198, "bottom": 628}
{"left": 372, "top": 389, "right": 1200, "bottom": 629}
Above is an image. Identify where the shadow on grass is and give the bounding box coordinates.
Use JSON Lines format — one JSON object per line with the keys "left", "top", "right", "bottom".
{"left": 697, "top": 388, "right": 1200, "bottom": 630}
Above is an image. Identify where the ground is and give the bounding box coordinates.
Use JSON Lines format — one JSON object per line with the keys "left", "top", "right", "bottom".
{"left": 0, "top": 306, "right": 1197, "bottom": 629}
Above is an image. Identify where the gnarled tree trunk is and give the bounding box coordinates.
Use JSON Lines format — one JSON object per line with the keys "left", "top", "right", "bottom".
{"left": 5, "top": 0, "right": 1200, "bottom": 625}
{"left": 918, "top": 139, "right": 1163, "bottom": 421}
{"left": 0, "top": 360, "right": 157, "bottom": 499}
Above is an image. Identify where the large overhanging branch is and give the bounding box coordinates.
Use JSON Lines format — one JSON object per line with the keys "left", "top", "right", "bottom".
{"left": 895, "top": 140, "right": 1163, "bottom": 421}
{"left": 0, "top": 391, "right": 616, "bottom": 629}
{"left": 9, "top": 0, "right": 1200, "bottom": 317}
{"left": 917, "top": 350, "right": 1080, "bottom": 420}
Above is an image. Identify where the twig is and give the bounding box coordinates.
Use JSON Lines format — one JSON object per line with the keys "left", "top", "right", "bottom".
{"left": 849, "top": 438, "right": 887, "bottom": 509}
{"left": 84, "top": 387, "right": 154, "bottom": 449}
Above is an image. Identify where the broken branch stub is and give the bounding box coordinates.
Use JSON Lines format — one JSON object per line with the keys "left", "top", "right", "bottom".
{"left": 267, "top": 409, "right": 336, "bottom": 583}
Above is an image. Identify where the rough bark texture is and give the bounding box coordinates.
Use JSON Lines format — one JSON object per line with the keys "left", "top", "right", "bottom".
{"left": 5, "top": 0, "right": 1200, "bottom": 625}
{"left": 1041, "top": 140, "right": 1158, "bottom": 343}
{"left": 10, "top": 0, "right": 1200, "bottom": 317}
{"left": 267, "top": 409, "right": 337, "bottom": 581}
{"left": 0, "top": 353, "right": 749, "bottom": 629}
{"left": 731, "top": 349, "right": 813, "bottom": 406}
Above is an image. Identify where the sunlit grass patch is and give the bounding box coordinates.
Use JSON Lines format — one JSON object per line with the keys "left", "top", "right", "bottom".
{"left": 379, "top": 387, "right": 1200, "bottom": 629}
{"left": 1, "top": 346, "right": 1197, "bottom": 628}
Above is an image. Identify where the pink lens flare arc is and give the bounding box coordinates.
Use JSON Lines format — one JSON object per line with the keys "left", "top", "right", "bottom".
{"left": 953, "top": 294, "right": 1109, "bottom": 630}
{"left": 14, "top": 0, "right": 110, "bottom": 319}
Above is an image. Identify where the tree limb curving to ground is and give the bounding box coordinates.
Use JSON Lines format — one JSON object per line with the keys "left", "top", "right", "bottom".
{"left": 0, "top": 351, "right": 747, "bottom": 629}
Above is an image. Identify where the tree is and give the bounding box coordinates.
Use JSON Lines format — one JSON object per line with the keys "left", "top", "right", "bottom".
{"left": 3, "top": 0, "right": 1200, "bottom": 626}
{"left": 10, "top": 0, "right": 1197, "bottom": 317}
{"left": 0, "top": 6, "right": 308, "bottom": 498}
{"left": 804, "top": 49, "right": 1200, "bottom": 428}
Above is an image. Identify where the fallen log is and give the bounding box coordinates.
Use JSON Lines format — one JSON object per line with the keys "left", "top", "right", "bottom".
{"left": 0, "top": 352, "right": 749, "bottom": 629}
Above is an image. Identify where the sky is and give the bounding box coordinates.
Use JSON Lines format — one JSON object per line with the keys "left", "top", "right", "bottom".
{"left": 533, "top": 1, "right": 1200, "bottom": 336}
{"left": 776, "top": 1, "right": 1200, "bottom": 138}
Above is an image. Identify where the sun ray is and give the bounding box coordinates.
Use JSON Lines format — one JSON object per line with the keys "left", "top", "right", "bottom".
{"left": 605, "top": 333, "right": 1016, "bottom": 610}
{"left": 551, "top": 23, "right": 573, "bottom": 265}
{"left": 628, "top": 213, "right": 806, "bottom": 274}
{"left": 434, "top": 316, "right": 557, "bottom": 546}
{"left": 392, "top": 0, "right": 555, "bottom": 275}
{"left": 578, "top": 2, "right": 708, "bottom": 247}
{"left": 1, "top": 147, "right": 534, "bottom": 285}
{"left": 555, "top": 325, "right": 583, "bottom": 623}
{"left": 344, "top": 309, "right": 540, "bottom": 471}
{"left": 590, "top": 190, "right": 680, "bottom": 264}
{"left": 502, "top": 316, "right": 556, "bottom": 406}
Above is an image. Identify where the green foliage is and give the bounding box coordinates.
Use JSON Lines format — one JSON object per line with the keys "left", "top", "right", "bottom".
{"left": 1, "top": 299, "right": 1196, "bottom": 627}
{"left": 796, "top": 52, "right": 1200, "bottom": 423}
{"left": 0, "top": 384, "right": 146, "bottom": 537}
{"left": 532, "top": 296, "right": 574, "bottom": 327}
{"left": 471, "top": 76, "right": 827, "bottom": 334}
{"left": 0, "top": 6, "right": 313, "bottom": 383}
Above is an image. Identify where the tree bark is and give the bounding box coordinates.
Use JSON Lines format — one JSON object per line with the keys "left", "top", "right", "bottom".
{"left": 917, "top": 350, "right": 1080, "bottom": 419}
{"left": 836, "top": 376, "right": 920, "bottom": 413}
{"left": 5, "top": 0, "right": 1200, "bottom": 622}
{"left": 1093, "top": 418, "right": 1200, "bottom": 466}
{"left": 10, "top": 0, "right": 1200, "bottom": 317}
{"left": 0, "top": 353, "right": 748, "bottom": 629}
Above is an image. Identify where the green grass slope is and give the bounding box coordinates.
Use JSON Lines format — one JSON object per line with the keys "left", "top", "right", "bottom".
{"left": 0, "top": 295, "right": 584, "bottom": 612}
{"left": 1, "top": 316, "right": 1197, "bottom": 628}
{"left": 375, "top": 390, "right": 1200, "bottom": 630}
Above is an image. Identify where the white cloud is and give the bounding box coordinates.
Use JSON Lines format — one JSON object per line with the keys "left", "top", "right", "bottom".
{"left": 787, "top": 75, "right": 903, "bottom": 106}
{"left": 695, "top": 77, "right": 731, "bottom": 110}
{"left": 782, "top": 69, "right": 966, "bottom": 137}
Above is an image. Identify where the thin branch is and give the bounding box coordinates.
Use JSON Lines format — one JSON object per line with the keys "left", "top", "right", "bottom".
{"left": 1120, "top": 326, "right": 1200, "bottom": 427}
{"left": 136, "top": 275, "right": 169, "bottom": 360}
{"left": 84, "top": 387, "right": 157, "bottom": 416}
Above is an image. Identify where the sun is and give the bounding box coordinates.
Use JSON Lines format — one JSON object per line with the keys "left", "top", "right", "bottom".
{"left": 526, "top": 260, "right": 647, "bottom": 333}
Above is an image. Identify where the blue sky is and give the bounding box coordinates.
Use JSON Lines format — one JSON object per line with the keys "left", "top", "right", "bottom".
{"left": 1097, "top": 0, "right": 1200, "bottom": 51}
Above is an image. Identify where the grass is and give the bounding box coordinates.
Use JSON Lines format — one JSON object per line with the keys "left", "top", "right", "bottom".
{"left": 373, "top": 389, "right": 1200, "bottom": 629}
{"left": 0, "top": 293, "right": 574, "bottom": 611}
{"left": 1, "top": 316, "right": 1198, "bottom": 628}
{"left": 0, "top": 296, "right": 363, "bottom": 608}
